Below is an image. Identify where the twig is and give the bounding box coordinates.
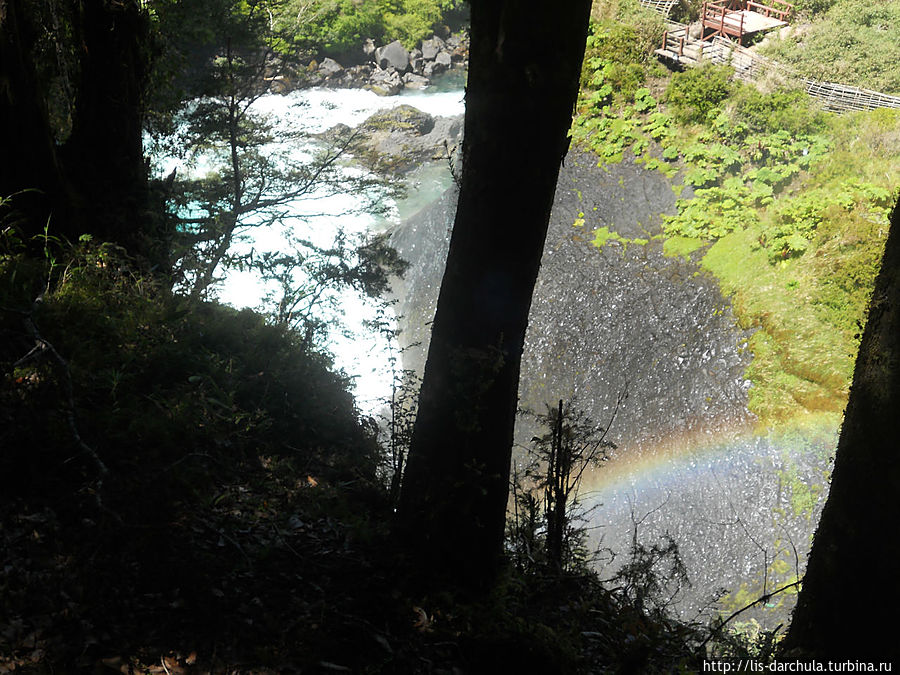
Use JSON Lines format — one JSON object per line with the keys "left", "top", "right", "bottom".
{"left": 16, "top": 297, "right": 110, "bottom": 500}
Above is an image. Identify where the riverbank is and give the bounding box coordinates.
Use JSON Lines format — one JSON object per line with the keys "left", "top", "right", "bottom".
{"left": 266, "top": 30, "right": 469, "bottom": 96}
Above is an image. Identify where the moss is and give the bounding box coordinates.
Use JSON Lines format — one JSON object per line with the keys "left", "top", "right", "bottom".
{"left": 662, "top": 235, "right": 708, "bottom": 259}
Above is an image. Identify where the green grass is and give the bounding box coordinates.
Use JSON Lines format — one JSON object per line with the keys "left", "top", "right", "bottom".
{"left": 758, "top": 0, "right": 900, "bottom": 95}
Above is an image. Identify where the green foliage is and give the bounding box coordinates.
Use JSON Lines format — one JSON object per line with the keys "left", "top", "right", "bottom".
{"left": 573, "top": 8, "right": 896, "bottom": 427}
{"left": 590, "top": 0, "right": 667, "bottom": 57}
{"left": 793, "top": 0, "right": 838, "bottom": 15}
{"left": 274, "top": 0, "right": 464, "bottom": 56}
{"left": 579, "top": 13, "right": 664, "bottom": 100}
{"left": 759, "top": 0, "right": 900, "bottom": 94}
{"left": 731, "top": 87, "right": 826, "bottom": 138}
{"left": 665, "top": 178, "right": 761, "bottom": 239}
{"left": 664, "top": 64, "right": 734, "bottom": 125}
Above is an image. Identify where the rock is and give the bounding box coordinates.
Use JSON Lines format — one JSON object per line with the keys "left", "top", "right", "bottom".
{"left": 363, "top": 37, "right": 376, "bottom": 59}
{"left": 361, "top": 105, "right": 436, "bottom": 135}
{"left": 265, "top": 74, "right": 291, "bottom": 94}
{"left": 368, "top": 67, "right": 403, "bottom": 96}
{"left": 343, "top": 64, "right": 373, "bottom": 88}
{"left": 319, "top": 57, "right": 344, "bottom": 78}
{"left": 421, "top": 36, "right": 445, "bottom": 61}
{"left": 376, "top": 40, "right": 410, "bottom": 73}
{"left": 423, "top": 61, "right": 444, "bottom": 79}
{"left": 435, "top": 51, "right": 452, "bottom": 69}
{"left": 403, "top": 72, "right": 430, "bottom": 90}
{"left": 319, "top": 122, "right": 352, "bottom": 144}
{"left": 338, "top": 105, "right": 463, "bottom": 173}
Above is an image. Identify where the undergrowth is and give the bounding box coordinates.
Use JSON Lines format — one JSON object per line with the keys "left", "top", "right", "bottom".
{"left": 0, "top": 232, "right": 728, "bottom": 673}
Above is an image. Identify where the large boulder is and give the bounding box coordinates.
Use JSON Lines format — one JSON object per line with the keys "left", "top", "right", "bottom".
{"left": 421, "top": 36, "right": 445, "bottom": 61}
{"left": 330, "top": 105, "right": 463, "bottom": 174}
{"left": 435, "top": 51, "right": 452, "bottom": 69}
{"left": 376, "top": 40, "right": 410, "bottom": 73}
{"left": 403, "top": 72, "right": 430, "bottom": 90}
{"left": 360, "top": 105, "right": 435, "bottom": 135}
{"left": 318, "top": 57, "right": 344, "bottom": 78}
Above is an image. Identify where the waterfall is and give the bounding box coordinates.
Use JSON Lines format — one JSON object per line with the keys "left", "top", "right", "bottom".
{"left": 389, "top": 150, "right": 834, "bottom": 624}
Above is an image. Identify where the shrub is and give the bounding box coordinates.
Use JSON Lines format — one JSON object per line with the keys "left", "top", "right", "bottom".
{"left": 665, "top": 64, "right": 734, "bottom": 125}
{"left": 0, "top": 240, "right": 380, "bottom": 508}
{"left": 731, "top": 85, "right": 826, "bottom": 137}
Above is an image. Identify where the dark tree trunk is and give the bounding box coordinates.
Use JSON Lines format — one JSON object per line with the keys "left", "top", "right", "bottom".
{"left": 397, "top": 0, "right": 592, "bottom": 590}
{"left": 62, "top": 0, "right": 153, "bottom": 255}
{"left": 782, "top": 196, "right": 900, "bottom": 663}
{"left": 1, "top": 0, "right": 157, "bottom": 261}
{"left": 0, "top": 0, "right": 68, "bottom": 224}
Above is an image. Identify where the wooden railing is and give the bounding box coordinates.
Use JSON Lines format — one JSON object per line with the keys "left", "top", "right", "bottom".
{"left": 745, "top": 0, "right": 794, "bottom": 21}
{"left": 660, "top": 22, "right": 688, "bottom": 58}
{"left": 702, "top": 0, "right": 745, "bottom": 40}
{"left": 707, "top": 36, "right": 900, "bottom": 114}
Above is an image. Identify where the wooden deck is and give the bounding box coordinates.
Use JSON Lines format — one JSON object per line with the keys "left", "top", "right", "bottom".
{"left": 702, "top": 0, "right": 793, "bottom": 44}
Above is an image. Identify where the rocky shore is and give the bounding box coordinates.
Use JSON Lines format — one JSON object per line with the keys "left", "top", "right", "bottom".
{"left": 268, "top": 31, "right": 469, "bottom": 96}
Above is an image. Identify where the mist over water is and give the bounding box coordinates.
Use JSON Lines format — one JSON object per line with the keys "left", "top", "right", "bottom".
{"left": 151, "top": 85, "right": 463, "bottom": 412}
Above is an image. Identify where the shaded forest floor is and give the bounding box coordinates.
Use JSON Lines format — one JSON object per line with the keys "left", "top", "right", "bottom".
{"left": 0, "top": 456, "right": 704, "bottom": 674}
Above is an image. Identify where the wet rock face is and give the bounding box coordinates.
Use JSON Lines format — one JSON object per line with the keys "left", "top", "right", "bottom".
{"left": 389, "top": 152, "right": 830, "bottom": 624}
{"left": 521, "top": 152, "right": 754, "bottom": 447}
{"left": 390, "top": 152, "right": 754, "bottom": 448}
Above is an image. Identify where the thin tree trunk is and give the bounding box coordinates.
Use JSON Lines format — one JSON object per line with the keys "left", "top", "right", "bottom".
{"left": 782, "top": 196, "right": 900, "bottom": 662}
{"left": 397, "top": 1, "right": 592, "bottom": 590}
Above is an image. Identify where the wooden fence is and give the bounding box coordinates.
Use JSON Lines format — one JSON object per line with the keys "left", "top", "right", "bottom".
{"left": 638, "top": 0, "right": 679, "bottom": 17}
{"left": 708, "top": 38, "right": 900, "bottom": 113}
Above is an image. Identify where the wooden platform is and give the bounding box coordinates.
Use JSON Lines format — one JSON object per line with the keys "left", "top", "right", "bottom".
{"left": 701, "top": 0, "right": 792, "bottom": 44}
{"left": 707, "top": 9, "right": 786, "bottom": 36}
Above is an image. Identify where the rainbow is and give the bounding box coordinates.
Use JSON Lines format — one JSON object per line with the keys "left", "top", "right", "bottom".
{"left": 577, "top": 412, "right": 840, "bottom": 499}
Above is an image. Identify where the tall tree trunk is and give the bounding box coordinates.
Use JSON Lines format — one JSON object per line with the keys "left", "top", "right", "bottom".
{"left": 2, "top": 0, "right": 157, "bottom": 261}
{"left": 0, "top": 0, "right": 68, "bottom": 225}
{"left": 782, "top": 196, "right": 900, "bottom": 662}
{"left": 397, "top": 0, "right": 592, "bottom": 590}
{"left": 62, "top": 0, "right": 154, "bottom": 256}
